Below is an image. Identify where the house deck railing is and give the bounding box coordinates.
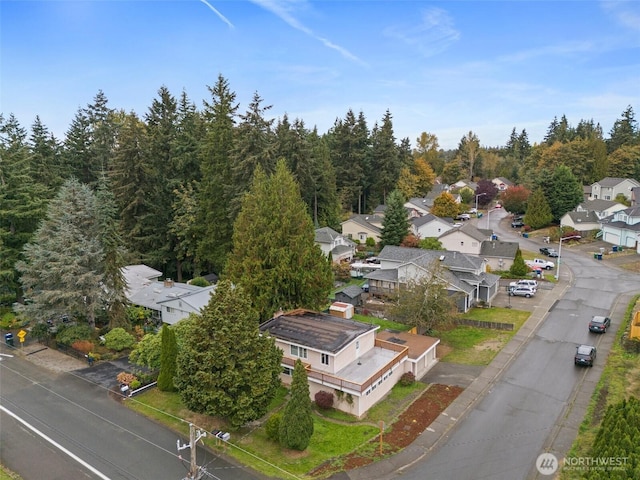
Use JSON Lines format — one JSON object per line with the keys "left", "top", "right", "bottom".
{"left": 282, "top": 341, "right": 408, "bottom": 394}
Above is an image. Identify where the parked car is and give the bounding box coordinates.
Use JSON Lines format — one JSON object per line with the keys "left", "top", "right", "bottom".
{"left": 511, "top": 219, "right": 525, "bottom": 228}
{"left": 468, "top": 208, "right": 478, "bottom": 214}
{"left": 526, "top": 258, "right": 555, "bottom": 270}
{"left": 456, "top": 213, "right": 471, "bottom": 221}
{"left": 509, "top": 286, "right": 535, "bottom": 298}
{"left": 509, "top": 279, "right": 538, "bottom": 291}
{"left": 538, "top": 247, "right": 559, "bottom": 257}
{"left": 588, "top": 315, "right": 611, "bottom": 333}
{"left": 494, "top": 204, "right": 502, "bottom": 208}
{"left": 574, "top": 345, "right": 596, "bottom": 366}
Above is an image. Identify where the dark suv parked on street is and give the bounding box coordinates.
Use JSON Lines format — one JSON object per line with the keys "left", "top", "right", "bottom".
{"left": 575, "top": 345, "right": 597, "bottom": 366}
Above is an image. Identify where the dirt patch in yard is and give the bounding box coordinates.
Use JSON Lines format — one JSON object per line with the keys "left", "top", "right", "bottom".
{"left": 309, "top": 384, "right": 463, "bottom": 478}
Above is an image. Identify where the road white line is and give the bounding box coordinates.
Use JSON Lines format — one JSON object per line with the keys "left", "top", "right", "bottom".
{"left": 0, "top": 405, "right": 111, "bottom": 480}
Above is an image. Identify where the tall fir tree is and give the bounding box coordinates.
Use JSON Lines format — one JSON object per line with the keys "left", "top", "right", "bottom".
{"left": 16, "top": 179, "right": 104, "bottom": 328}
{"left": 175, "top": 280, "right": 282, "bottom": 427}
{"left": 370, "top": 110, "right": 400, "bottom": 205}
{"left": 0, "top": 115, "right": 50, "bottom": 304}
{"left": 279, "top": 359, "right": 314, "bottom": 451}
{"left": 197, "top": 75, "right": 239, "bottom": 275}
{"left": 548, "top": 165, "right": 583, "bottom": 222}
{"left": 225, "top": 160, "right": 333, "bottom": 320}
{"left": 380, "top": 189, "right": 410, "bottom": 247}
{"left": 524, "top": 188, "right": 553, "bottom": 229}
{"left": 157, "top": 324, "right": 178, "bottom": 391}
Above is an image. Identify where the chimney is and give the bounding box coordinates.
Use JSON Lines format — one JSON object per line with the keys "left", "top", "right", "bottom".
{"left": 164, "top": 278, "right": 174, "bottom": 288}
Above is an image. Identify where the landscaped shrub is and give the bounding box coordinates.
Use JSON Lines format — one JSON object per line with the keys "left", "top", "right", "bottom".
{"left": 399, "top": 371, "right": 416, "bottom": 386}
{"left": 71, "top": 340, "right": 94, "bottom": 354}
{"left": 104, "top": 328, "right": 136, "bottom": 351}
{"left": 117, "top": 372, "right": 137, "bottom": 386}
{"left": 189, "top": 276, "right": 210, "bottom": 287}
{"left": 265, "top": 413, "right": 282, "bottom": 441}
{"left": 30, "top": 322, "right": 51, "bottom": 341}
{"left": 315, "top": 390, "right": 334, "bottom": 410}
{"left": 56, "top": 325, "right": 93, "bottom": 346}
{"left": 129, "top": 379, "right": 141, "bottom": 390}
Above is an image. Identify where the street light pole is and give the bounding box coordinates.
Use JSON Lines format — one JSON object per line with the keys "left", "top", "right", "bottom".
{"left": 555, "top": 231, "right": 582, "bottom": 280}
{"left": 475, "top": 193, "right": 486, "bottom": 213}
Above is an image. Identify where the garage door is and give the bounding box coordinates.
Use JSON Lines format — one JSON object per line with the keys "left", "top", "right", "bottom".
{"left": 604, "top": 231, "right": 619, "bottom": 245}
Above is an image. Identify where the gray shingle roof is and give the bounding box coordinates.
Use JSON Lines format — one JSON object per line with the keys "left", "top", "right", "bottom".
{"left": 595, "top": 177, "right": 630, "bottom": 187}
{"left": 577, "top": 199, "right": 620, "bottom": 212}
{"left": 479, "top": 241, "right": 519, "bottom": 258}
{"left": 338, "top": 285, "right": 364, "bottom": 298}
{"left": 341, "top": 214, "right": 383, "bottom": 233}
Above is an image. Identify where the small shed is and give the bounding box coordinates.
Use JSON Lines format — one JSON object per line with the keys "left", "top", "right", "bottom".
{"left": 334, "top": 285, "right": 364, "bottom": 307}
{"left": 329, "top": 301, "right": 355, "bottom": 319}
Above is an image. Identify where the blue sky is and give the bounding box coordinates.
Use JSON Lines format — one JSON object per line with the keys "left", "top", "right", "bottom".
{"left": 2, "top": 1, "right": 639, "bottom": 150}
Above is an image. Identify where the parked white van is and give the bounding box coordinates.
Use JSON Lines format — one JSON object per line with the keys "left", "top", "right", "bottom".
{"left": 509, "top": 279, "right": 538, "bottom": 291}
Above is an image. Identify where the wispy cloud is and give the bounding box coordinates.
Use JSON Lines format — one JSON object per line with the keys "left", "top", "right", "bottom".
{"left": 249, "top": 0, "right": 365, "bottom": 65}
{"left": 384, "top": 7, "right": 460, "bottom": 57}
{"left": 497, "top": 40, "right": 599, "bottom": 63}
{"left": 600, "top": 0, "right": 640, "bottom": 31}
{"left": 199, "top": 0, "right": 234, "bottom": 28}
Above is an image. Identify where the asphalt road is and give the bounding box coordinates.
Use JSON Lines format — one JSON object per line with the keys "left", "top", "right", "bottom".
{"left": 397, "top": 210, "right": 640, "bottom": 480}
{"left": 0, "top": 351, "right": 259, "bottom": 480}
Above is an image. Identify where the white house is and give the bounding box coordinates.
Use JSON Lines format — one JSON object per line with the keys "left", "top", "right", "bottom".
{"left": 315, "top": 226, "right": 356, "bottom": 263}
{"left": 590, "top": 177, "right": 640, "bottom": 201}
{"left": 341, "top": 214, "right": 383, "bottom": 244}
{"left": 411, "top": 214, "right": 455, "bottom": 239}
{"left": 259, "top": 309, "right": 439, "bottom": 418}
{"left": 438, "top": 222, "right": 493, "bottom": 255}
{"left": 575, "top": 199, "right": 627, "bottom": 219}
{"left": 600, "top": 207, "right": 640, "bottom": 250}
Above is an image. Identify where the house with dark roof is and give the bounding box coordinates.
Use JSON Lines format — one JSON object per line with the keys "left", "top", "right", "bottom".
{"left": 315, "top": 226, "right": 356, "bottom": 264}
{"left": 599, "top": 207, "right": 640, "bottom": 251}
{"left": 576, "top": 199, "right": 627, "bottom": 219}
{"left": 341, "top": 214, "right": 383, "bottom": 244}
{"left": 364, "top": 245, "right": 500, "bottom": 312}
{"left": 479, "top": 240, "right": 519, "bottom": 271}
{"left": 590, "top": 177, "right": 640, "bottom": 201}
{"left": 334, "top": 284, "right": 365, "bottom": 307}
{"left": 259, "top": 309, "right": 438, "bottom": 418}
{"left": 560, "top": 211, "right": 603, "bottom": 234}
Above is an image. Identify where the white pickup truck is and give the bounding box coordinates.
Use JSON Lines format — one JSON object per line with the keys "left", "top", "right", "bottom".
{"left": 525, "top": 258, "right": 555, "bottom": 270}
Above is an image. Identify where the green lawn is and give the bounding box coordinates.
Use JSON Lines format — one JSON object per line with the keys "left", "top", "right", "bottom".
{"left": 433, "top": 307, "right": 530, "bottom": 365}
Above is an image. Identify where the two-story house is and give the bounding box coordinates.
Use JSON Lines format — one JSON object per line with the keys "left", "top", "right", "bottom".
{"left": 492, "top": 177, "right": 514, "bottom": 191}
{"left": 600, "top": 207, "right": 640, "bottom": 250}
{"left": 341, "top": 214, "right": 383, "bottom": 244}
{"left": 315, "top": 226, "right": 356, "bottom": 264}
{"left": 438, "top": 222, "right": 493, "bottom": 255}
{"left": 259, "top": 309, "right": 439, "bottom": 418}
{"left": 590, "top": 177, "right": 640, "bottom": 201}
{"left": 364, "top": 246, "right": 500, "bottom": 311}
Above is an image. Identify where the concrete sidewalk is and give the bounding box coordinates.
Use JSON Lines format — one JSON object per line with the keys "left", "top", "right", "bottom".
{"left": 338, "top": 266, "right": 572, "bottom": 480}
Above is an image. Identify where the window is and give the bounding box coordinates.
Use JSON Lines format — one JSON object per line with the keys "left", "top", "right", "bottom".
{"left": 282, "top": 367, "right": 292, "bottom": 376}
{"left": 321, "top": 353, "right": 329, "bottom": 365}
{"left": 166, "top": 306, "right": 173, "bottom": 313}
{"left": 290, "top": 345, "right": 308, "bottom": 359}
{"left": 460, "top": 241, "right": 464, "bottom": 246}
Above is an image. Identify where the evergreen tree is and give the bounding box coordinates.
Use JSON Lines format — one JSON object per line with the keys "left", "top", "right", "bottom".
{"left": 370, "top": 110, "right": 400, "bottom": 205}
{"left": 607, "top": 106, "right": 639, "bottom": 154}
{"left": 85, "top": 90, "right": 117, "bottom": 186}
{"left": 28, "top": 116, "right": 63, "bottom": 193}
{"left": 328, "top": 109, "right": 370, "bottom": 212}
{"left": 523, "top": 188, "right": 553, "bottom": 229}
{"left": 109, "top": 112, "right": 152, "bottom": 261}
{"left": 144, "top": 85, "right": 180, "bottom": 277}
{"left": 175, "top": 280, "right": 282, "bottom": 427}
{"left": 380, "top": 189, "right": 410, "bottom": 247}
{"left": 225, "top": 160, "right": 333, "bottom": 319}
{"left": 229, "top": 91, "right": 276, "bottom": 218}
{"left": 197, "top": 75, "right": 238, "bottom": 275}
{"left": 95, "top": 177, "right": 129, "bottom": 329}
{"left": 279, "top": 359, "right": 314, "bottom": 451}
{"left": 170, "top": 182, "right": 200, "bottom": 281}
{"left": 63, "top": 108, "right": 93, "bottom": 184}
{"left": 0, "top": 115, "right": 50, "bottom": 304}
{"left": 16, "top": 179, "right": 104, "bottom": 328}
{"left": 157, "top": 324, "right": 178, "bottom": 391}
{"left": 548, "top": 165, "right": 583, "bottom": 222}
{"left": 307, "top": 127, "right": 341, "bottom": 229}
{"left": 509, "top": 249, "right": 529, "bottom": 277}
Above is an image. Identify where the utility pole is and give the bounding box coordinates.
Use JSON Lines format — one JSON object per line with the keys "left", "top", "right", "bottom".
{"left": 177, "top": 423, "right": 207, "bottom": 480}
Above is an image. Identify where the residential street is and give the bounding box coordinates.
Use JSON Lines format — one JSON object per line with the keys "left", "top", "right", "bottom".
{"left": 0, "top": 348, "right": 260, "bottom": 480}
